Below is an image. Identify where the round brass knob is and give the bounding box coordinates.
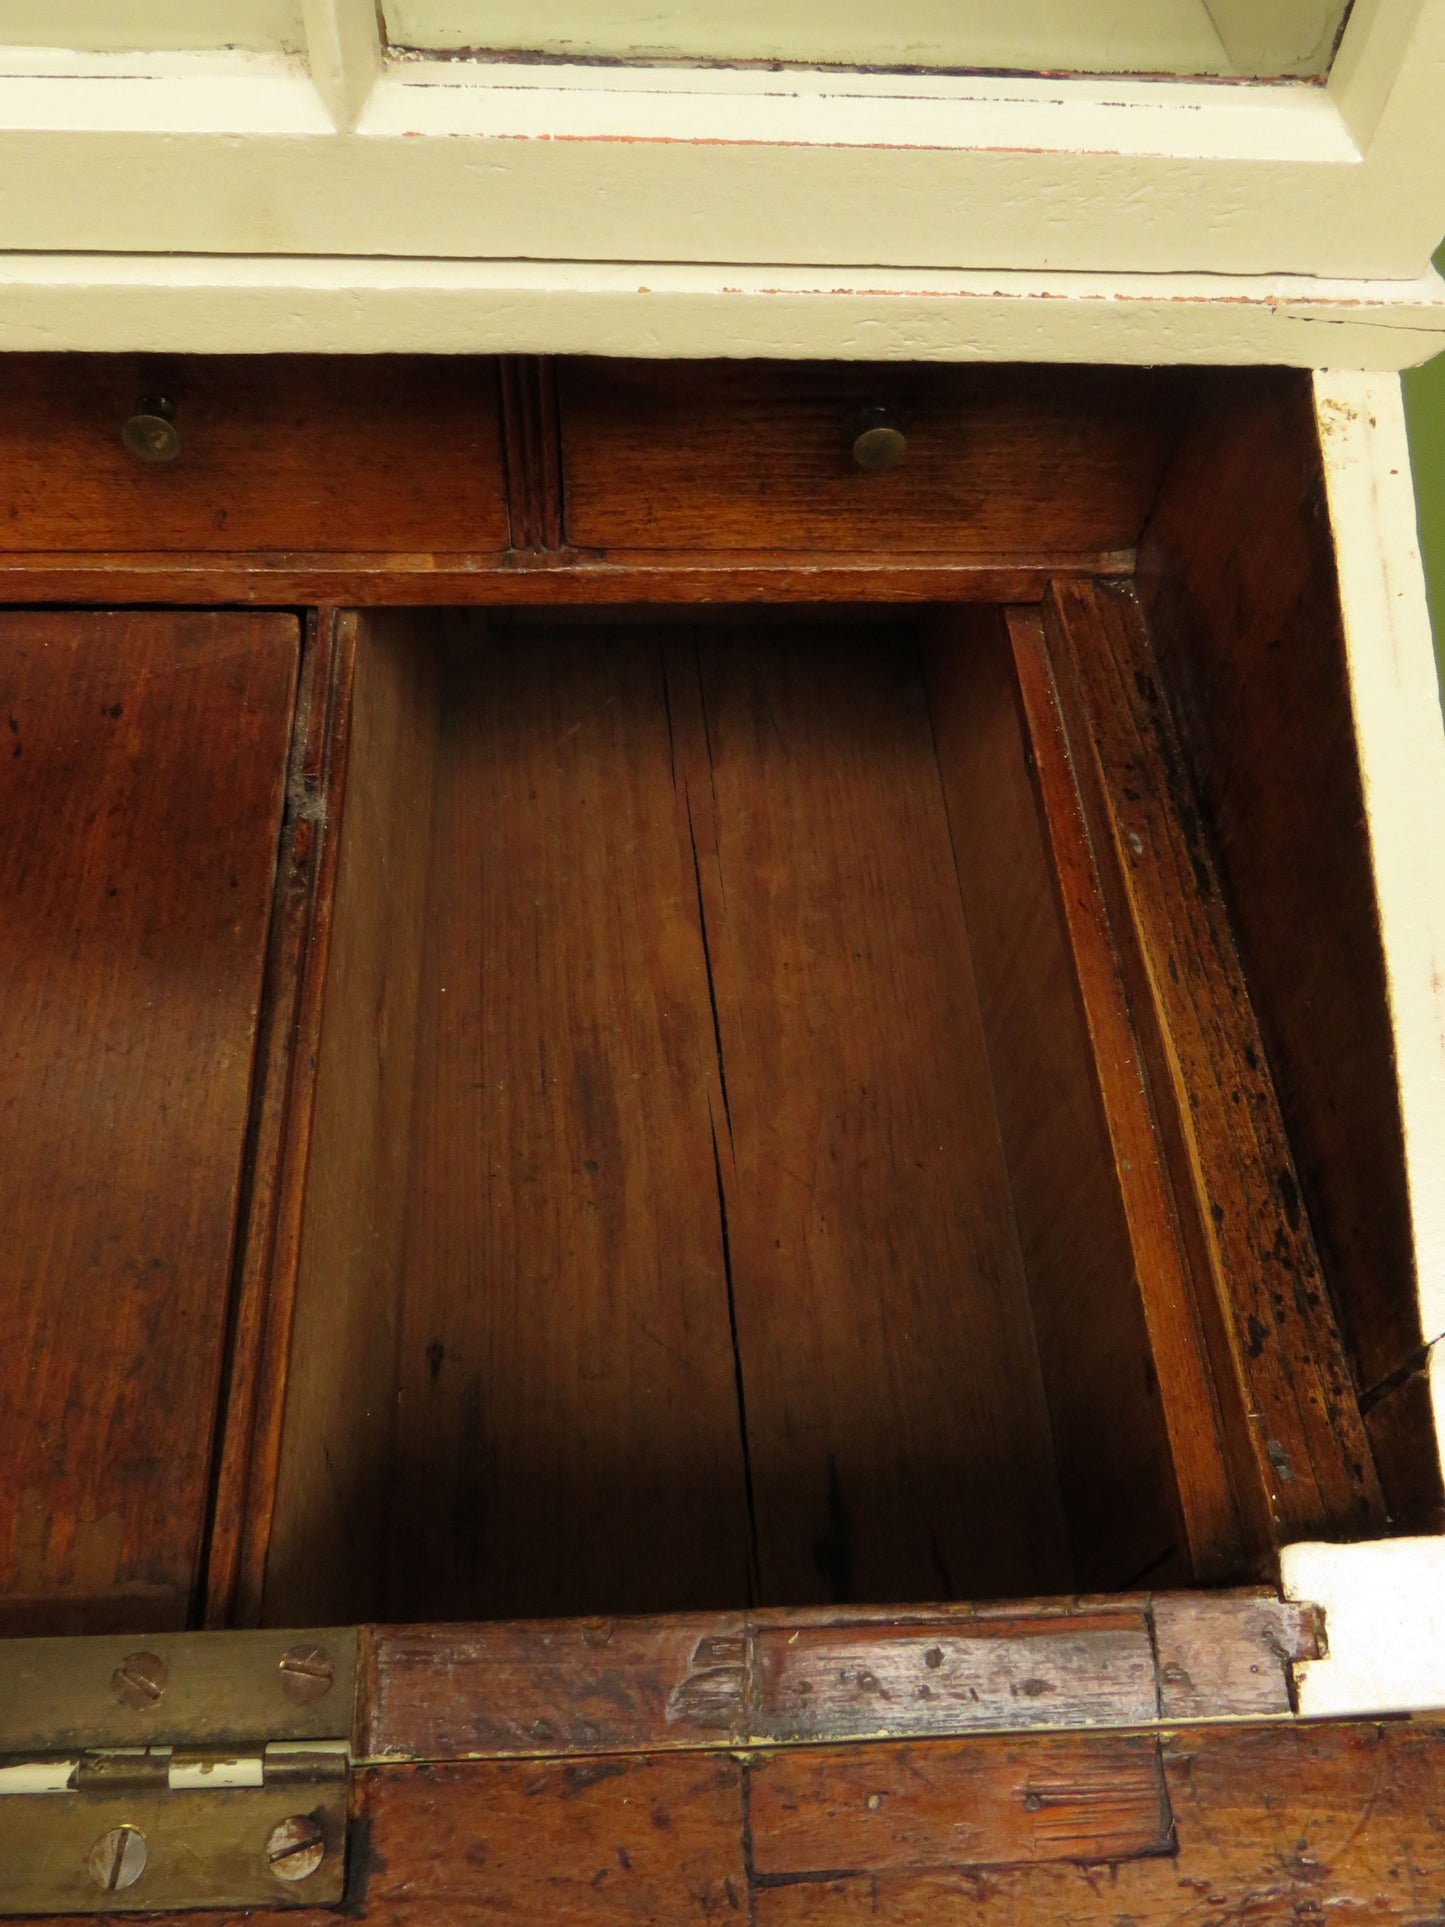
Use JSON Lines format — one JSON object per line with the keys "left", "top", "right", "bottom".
{"left": 121, "top": 398, "right": 179, "bottom": 464}
{"left": 851, "top": 407, "right": 907, "bottom": 473}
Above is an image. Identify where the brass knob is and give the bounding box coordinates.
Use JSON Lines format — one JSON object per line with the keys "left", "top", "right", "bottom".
{"left": 121, "top": 397, "right": 179, "bottom": 463}
{"left": 851, "top": 407, "right": 907, "bottom": 473}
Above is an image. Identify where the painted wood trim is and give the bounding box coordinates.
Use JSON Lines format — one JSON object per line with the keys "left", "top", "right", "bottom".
{"left": 0, "top": 256, "right": 1441, "bottom": 366}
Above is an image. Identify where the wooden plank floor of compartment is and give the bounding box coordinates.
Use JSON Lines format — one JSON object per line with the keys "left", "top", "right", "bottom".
{"left": 386, "top": 619, "right": 755, "bottom": 1622}
{"left": 665, "top": 619, "right": 1071, "bottom": 1606}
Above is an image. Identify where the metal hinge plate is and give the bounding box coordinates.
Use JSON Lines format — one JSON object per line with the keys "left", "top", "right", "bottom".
{"left": 0, "top": 1629, "right": 357, "bottom": 1915}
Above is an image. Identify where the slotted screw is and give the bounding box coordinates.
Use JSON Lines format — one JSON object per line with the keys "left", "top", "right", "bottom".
{"left": 266, "top": 1815, "right": 326, "bottom": 1882}
{"left": 111, "top": 1651, "right": 167, "bottom": 1710}
{"left": 88, "top": 1826, "right": 147, "bottom": 1892}
{"left": 278, "top": 1642, "right": 334, "bottom": 1705}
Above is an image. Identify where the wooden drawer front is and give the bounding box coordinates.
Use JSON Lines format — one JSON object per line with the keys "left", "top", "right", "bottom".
{"left": 561, "top": 361, "right": 1190, "bottom": 555}
{"left": 0, "top": 356, "right": 509, "bottom": 555}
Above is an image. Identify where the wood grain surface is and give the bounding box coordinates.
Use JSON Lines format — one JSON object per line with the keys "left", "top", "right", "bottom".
{"left": 562, "top": 361, "right": 1191, "bottom": 554}
{"left": 1043, "top": 579, "right": 1385, "bottom": 1553}
{"left": 0, "top": 355, "right": 509, "bottom": 555}
{"left": 0, "top": 610, "right": 299, "bottom": 1634}
{"left": 1138, "top": 370, "right": 1438, "bottom": 1529}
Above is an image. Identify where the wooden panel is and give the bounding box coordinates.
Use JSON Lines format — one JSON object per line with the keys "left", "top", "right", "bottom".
{"left": 562, "top": 362, "right": 1191, "bottom": 555}
{"left": 385, "top": 619, "right": 753, "bottom": 1622}
{"left": 1042, "top": 578, "right": 1385, "bottom": 1551}
{"left": 924, "top": 607, "right": 1187, "bottom": 1592}
{"left": 1362, "top": 1363, "right": 1445, "bottom": 1537}
{"left": 996, "top": 606, "right": 1243, "bottom": 1582}
{"left": 667, "top": 622, "right": 1071, "bottom": 1604}
{"left": 362, "top": 1592, "right": 1314, "bottom": 1760}
{"left": 0, "top": 356, "right": 508, "bottom": 555}
{"left": 749, "top": 1733, "right": 1172, "bottom": 1876}
{"left": 750, "top": 1613, "right": 1157, "bottom": 1743}
{"left": 0, "top": 610, "right": 299, "bottom": 1634}
{"left": 755, "top": 1720, "right": 1445, "bottom": 1925}
{"left": 262, "top": 613, "right": 445, "bottom": 1627}
{"left": 1138, "top": 372, "right": 1427, "bottom": 1422}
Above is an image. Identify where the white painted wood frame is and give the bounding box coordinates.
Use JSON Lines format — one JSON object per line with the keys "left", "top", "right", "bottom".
{"left": 0, "top": 0, "right": 1441, "bottom": 284}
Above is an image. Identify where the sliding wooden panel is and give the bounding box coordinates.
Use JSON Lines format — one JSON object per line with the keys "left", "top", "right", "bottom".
{"left": 0, "top": 610, "right": 299, "bottom": 1634}
{"left": 385, "top": 618, "right": 754, "bottom": 1621}
{"left": 668, "top": 622, "right": 1071, "bottom": 1605}
{"left": 924, "top": 608, "right": 1218, "bottom": 1589}
{"left": 1138, "top": 368, "right": 1439, "bottom": 1532}
{"left": 1042, "top": 578, "right": 1384, "bottom": 1553}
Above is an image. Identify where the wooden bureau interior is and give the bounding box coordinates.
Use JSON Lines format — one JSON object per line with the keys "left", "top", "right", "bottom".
{"left": 1, "top": 357, "right": 1438, "bottom": 1643}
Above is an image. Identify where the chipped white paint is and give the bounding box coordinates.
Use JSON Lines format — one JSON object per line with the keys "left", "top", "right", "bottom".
{"left": 1283, "top": 1538, "right": 1445, "bottom": 1716}
{"left": 0, "top": 0, "right": 1436, "bottom": 280}
{"left": 0, "top": 255, "right": 1442, "bottom": 366}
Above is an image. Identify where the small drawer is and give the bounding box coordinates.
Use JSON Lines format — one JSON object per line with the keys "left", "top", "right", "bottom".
{"left": 0, "top": 355, "right": 509, "bottom": 555}
{"left": 561, "top": 359, "right": 1191, "bottom": 555}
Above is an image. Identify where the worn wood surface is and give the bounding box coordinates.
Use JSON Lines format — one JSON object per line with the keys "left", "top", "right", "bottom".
{"left": 0, "top": 356, "right": 509, "bottom": 555}
{"left": 498, "top": 356, "right": 565, "bottom": 552}
{"left": 748, "top": 1733, "right": 1173, "bottom": 1877}
{"left": 562, "top": 361, "right": 1192, "bottom": 554}
{"left": 203, "top": 609, "right": 356, "bottom": 1629}
{"left": 0, "top": 552, "right": 1124, "bottom": 608}
{"left": 667, "top": 622, "right": 1070, "bottom": 1606}
{"left": 0, "top": 610, "right": 298, "bottom": 1634}
{"left": 386, "top": 619, "right": 754, "bottom": 1622}
{"left": 70, "top": 1719, "right": 1445, "bottom": 1927}
{"left": 1043, "top": 579, "right": 1385, "bottom": 1553}
{"left": 997, "top": 605, "right": 1244, "bottom": 1584}
{"left": 924, "top": 607, "right": 1185, "bottom": 1593}
{"left": 259, "top": 613, "right": 447, "bottom": 1628}
{"left": 1138, "top": 370, "right": 1437, "bottom": 1528}
{"left": 361, "top": 1593, "right": 1313, "bottom": 1761}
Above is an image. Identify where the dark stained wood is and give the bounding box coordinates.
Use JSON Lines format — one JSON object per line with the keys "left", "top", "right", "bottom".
{"left": 562, "top": 361, "right": 1192, "bottom": 555}
{"left": 996, "top": 606, "right": 1244, "bottom": 1583}
{"left": 1042, "top": 578, "right": 1385, "bottom": 1553}
{"left": 261, "top": 613, "right": 449, "bottom": 1627}
{"left": 1362, "top": 1360, "right": 1445, "bottom": 1536}
{"left": 755, "top": 1720, "right": 1445, "bottom": 1924}
{"left": 1151, "top": 1592, "right": 1318, "bottom": 1721}
{"left": 203, "top": 609, "right": 357, "bottom": 1630}
{"left": 924, "top": 607, "right": 1187, "bottom": 1592}
{"left": 1138, "top": 371, "right": 1438, "bottom": 1528}
{"left": 0, "top": 551, "right": 1123, "bottom": 608}
{"left": 667, "top": 622, "right": 1072, "bottom": 1605}
{"left": 361, "top": 1592, "right": 1316, "bottom": 1760}
{"left": 498, "top": 356, "right": 565, "bottom": 551}
{"left": 0, "top": 610, "right": 299, "bottom": 1634}
{"left": 750, "top": 1611, "right": 1157, "bottom": 1743}
{"left": 383, "top": 618, "right": 754, "bottom": 1622}
{"left": 0, "top": 355, "right": 509, "bottom": 554}
{"left": 748, "top": 1733, "right": 1173, "bottom": 1875}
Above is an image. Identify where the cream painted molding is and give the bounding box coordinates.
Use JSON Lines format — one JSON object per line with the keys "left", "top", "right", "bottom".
{"left": 0, "top": 0, "right": 1440, "bottom": 278}
{"left": 1283, "top": 1539, "right": 1445, "bottom": 1717}
{"left": 0, "top": 256, "right": 1443, "bottom": 365}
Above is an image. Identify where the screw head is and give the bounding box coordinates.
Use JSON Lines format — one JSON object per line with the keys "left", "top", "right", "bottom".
{"left": 88, "top": 1825, "right": 147, "bottom": 1893}
{"left": 278, "top": 1642, "right": 334, "bottom": 1705}
{"left": 266, "top": 1815, "right": 326, "bottom": 1882}
{"left": 121, "top": 399, "right": 180, "bottom": 464}
{"left": 111, "top": 1651, "right": 167, "bottom": 1710}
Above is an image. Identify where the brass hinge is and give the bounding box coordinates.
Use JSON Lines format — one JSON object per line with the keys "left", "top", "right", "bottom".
{"left": 0, "top": 1629, "right": 357, "bottom": 1915}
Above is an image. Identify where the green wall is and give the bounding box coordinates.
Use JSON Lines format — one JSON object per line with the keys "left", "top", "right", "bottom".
{"left": 1402, "top": 242, "right": 1445, "bottom": 694}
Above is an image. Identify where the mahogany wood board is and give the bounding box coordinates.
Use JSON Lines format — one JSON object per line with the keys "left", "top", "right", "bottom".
{"left": 359, "top": 1595, "right": 1315, "bottom": 1763}
{"left": 924, "top": 607, "right": 1186, "bottom": 1593}
{"left": 0, "top": 356, "right": 509, "bottom": 555}
{"left": 1138, "top": 371, "right": 1426, "bottom": 1432}
{"left": 1042, "top": 579, "right": 1384, "bottom": 1550}
{"left": 561, "top": 361, "right": 1192, "bottom": 554}
{"left": 0, "top": 552, "right": 1124, "bottom": 607}
{"left": 0, "top": 610, "right": 299, "bottom": 1633}
{"left": 666, "top": 622, "right": 1071, "bottom": 1606}
{"left": 385, "top": 619, "right": 755, "bottom": 1622}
